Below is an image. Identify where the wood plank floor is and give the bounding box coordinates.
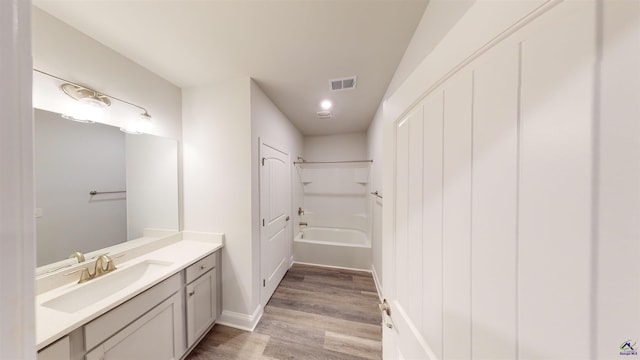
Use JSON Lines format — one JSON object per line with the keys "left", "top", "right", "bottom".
{"left": 186, "top": 263, "right": 382, "bottom": 360}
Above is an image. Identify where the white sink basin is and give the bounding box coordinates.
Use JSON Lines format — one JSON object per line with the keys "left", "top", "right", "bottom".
{"left": 42, "top": 260, "right": 172, "bottom": 313}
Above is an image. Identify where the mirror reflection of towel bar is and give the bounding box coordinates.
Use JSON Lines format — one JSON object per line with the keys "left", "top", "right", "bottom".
{"left": 89, "top": 190, "right": 126, "bottom": 195}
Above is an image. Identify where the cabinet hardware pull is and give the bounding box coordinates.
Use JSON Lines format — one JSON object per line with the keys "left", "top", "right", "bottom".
{"left": 200, "top": 264, "right": 206, "bottom": 270}
{"left": 189, "top": 290, "right": 195, "bottom": 296}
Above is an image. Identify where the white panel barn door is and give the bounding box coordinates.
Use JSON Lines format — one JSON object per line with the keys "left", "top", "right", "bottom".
{"left": 517, "top": 2, "right": 595, "bottom": 357}
{"left": 383, "top": 2, "right": 597, "bottom": 358}
{"left": 384, "top": 51, "right": 520, "bottom": 360}
{"left": 383, "top": 107, "right": 436, "bottom": 360}
{"left": 470, "top": 43, "right": 519, "bottom": 359}
{"left": 441, "top": 71, "right": 473, "bottom": 360}
{"left": 260, "top": 142, "right": 291, "bottom": 306}
{"left": 420, "top": 91, "right": 444, "bottom": 359}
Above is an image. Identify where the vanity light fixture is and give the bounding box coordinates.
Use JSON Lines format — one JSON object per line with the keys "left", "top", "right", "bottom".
{"left": 60, "top": 83, "right": 110, "bottom": 123}
{"left": 61, "top": 114, "right": 95, "bottom": 124}
{"left": 35, "top": 69, "right": 154, "bottom": 133}
{"left": 120, "top": 110, "right": 153, "bottom": 134}
{"left": 60, "top": 83, "right": 111, "bottom": 109}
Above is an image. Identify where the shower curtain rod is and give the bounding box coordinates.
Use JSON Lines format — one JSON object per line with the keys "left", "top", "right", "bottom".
{"left": 293, "top": 160, "right": 373, "bottom": 165}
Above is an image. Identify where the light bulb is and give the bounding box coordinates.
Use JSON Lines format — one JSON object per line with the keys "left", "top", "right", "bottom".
{"left": 137, "top": 112, "right": 152, "bottom": 133}
{"left": 61, "top": 114, "right": 94, "bottom": 123}
{"left": 321, "top": 100, "right": 332, "bottom": 110}
{"left": 119, "top": 112, "right": 152, "bottom": 135}
{"left": 79, "top": 95, "right": 108, "bottom": 110}
{"left": 73, "top": 95, "right": 108, "bottom": 122}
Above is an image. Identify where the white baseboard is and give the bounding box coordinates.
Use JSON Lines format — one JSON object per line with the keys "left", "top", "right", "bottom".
{"left": 216, "top": 304, "right": 263, "bottom": 332}
{"left": 293, "top": 261, "right": 371, "bottom": 273}
{"left": 370, "top": 264, "right": 383, "bottom": 302}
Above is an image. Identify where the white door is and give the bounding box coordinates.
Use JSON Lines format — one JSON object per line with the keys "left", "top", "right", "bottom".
{"left": 382, "top": 103, "right": 438, "bottom": 360}
{"left": 383, "top": 66, "right": 472, "bottom": 360}
{"left": 382, "top": 2, "right": 598, "bottom": 359}
{"left": 260, "top": 142, "right": 291, "bottom": 306}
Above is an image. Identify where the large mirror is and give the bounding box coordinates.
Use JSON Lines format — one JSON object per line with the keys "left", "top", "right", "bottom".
{"left": 34, "top": 108, "right": 179, "bottom": 272}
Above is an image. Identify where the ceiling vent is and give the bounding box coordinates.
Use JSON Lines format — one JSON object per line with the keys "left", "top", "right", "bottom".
{"left": 316, "top": 110, "right": 332, "bottom": 119}
{"left": 329, "top": 76, "right": 357, "bottom": 91}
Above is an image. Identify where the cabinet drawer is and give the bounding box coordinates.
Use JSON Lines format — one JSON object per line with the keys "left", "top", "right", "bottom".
{"left": 186, "top": 253, "right": 216, "bottom": 283}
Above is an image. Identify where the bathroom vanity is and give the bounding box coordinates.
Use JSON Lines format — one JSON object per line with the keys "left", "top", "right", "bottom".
{"left": 36, "top": 231, "right": 223, "bottom": 360}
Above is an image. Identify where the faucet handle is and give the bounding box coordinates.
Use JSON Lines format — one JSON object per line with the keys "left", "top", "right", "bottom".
{"left": 64, "top": 267, "right": 93, "bottom": 284}
{"left": 103, "top": 256, "right": 117, "bottom": 272}
{"left": 95, "top": 255, "right": 116, "bottom": 275}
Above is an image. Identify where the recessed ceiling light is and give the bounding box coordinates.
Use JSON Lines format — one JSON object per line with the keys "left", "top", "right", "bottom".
{"left": 321, "top": 100, "right": 332, "bottom": 110}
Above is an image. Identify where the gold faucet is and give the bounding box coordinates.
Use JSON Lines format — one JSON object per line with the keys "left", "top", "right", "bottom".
{"left": 68, "top": 251, "right": 85, "bottom": 263}
{"left": 95, "top": 254, "right": 116, "bottom": 275}
{"left": 65, "top": 254, "right": 117, "bottom": 284}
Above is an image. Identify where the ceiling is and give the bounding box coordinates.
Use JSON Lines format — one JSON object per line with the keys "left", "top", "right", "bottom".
{"left": 34, "top": 0, "right": 429, "bottom": 136}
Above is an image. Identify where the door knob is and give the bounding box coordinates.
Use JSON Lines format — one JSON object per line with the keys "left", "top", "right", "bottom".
{"left": 379, "top": 299, "right": 391, "bottom": 315}
{"left": 379, "top": 299, "right": 393, "bottom": 329}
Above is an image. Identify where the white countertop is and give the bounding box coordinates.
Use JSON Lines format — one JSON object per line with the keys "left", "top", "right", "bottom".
{"left": 36, "top": 232, "right": 223, "bottom": 350}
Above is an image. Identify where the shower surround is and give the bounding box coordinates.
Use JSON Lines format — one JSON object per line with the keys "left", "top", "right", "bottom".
{"left": 294, "top": 161, "right": 372, "bottom": 270}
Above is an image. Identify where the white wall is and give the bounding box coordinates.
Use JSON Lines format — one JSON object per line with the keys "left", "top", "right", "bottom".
{"left": 304, "top": 133, "right": 367, "bottom": 162}
{"left": 32, "top": 7, "right": 182, "bottom": 140}
{"left": 367, "top": 106, "right": 384, "bottom": 292}
{"left": 35, "top": 109, "right": 126, "bottom": 266}
{"left": 0, "top": 0, "right": 35, "bottom": 358}
{"left": 384, "top": 0, "right": 474, "bottom": 99}
{"left": 250, "top": 79, "right": 303, "bottom": 283}
{"left": 182, "top": 77, "right": 254, "bottom": 323}
{"left": 184, "top": 78, "right": 302, "bottom": 330}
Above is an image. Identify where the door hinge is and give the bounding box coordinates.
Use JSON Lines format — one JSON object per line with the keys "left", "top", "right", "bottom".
{"left": 262, "top": 219, "right": 265, "bottom": 226}
{"left": 263, "top": 279, "right": 265, "bottom": 287}
{"left": 261, "top": 157, "right": 265, "bottom": 166}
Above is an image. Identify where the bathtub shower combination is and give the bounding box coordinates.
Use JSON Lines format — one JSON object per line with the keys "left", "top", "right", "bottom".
{"left": 294, "top": 226, "right": 372, "bottom": 270}
{"left": 293, "top": 160, "right": 373, "bottom": 270}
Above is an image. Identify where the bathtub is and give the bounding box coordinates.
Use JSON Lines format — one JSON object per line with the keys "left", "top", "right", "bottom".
{"left": 294, "top": 227, "right": 372, "bottom": 270}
